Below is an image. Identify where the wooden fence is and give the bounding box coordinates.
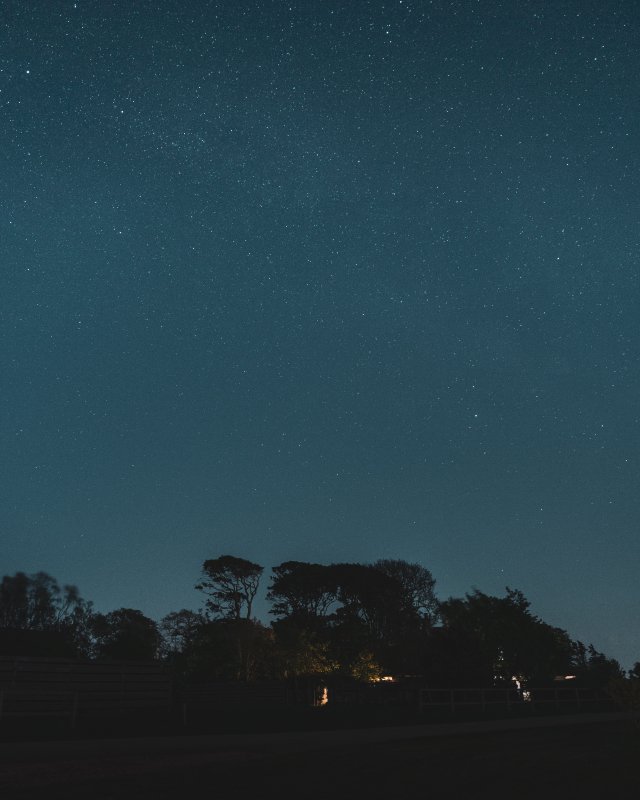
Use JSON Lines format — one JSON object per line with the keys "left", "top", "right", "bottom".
{"left": 418, "top": 686, "right": 605, "bottom": 713}
{"left": 178, "top": 681, "right": 294, "bottom": 726}
{"left": 0, "top": 656, "right": 172, "bottom": 726}
{"left": 0, "top": 657, "right": 612, "bottom": 731}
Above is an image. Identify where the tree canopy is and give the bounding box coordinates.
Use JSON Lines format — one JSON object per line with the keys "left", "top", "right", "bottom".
{"left": 0, "top": 560, "right": 631, "bottom": 691}
{"left": 0, "top": 571, "right": 93, "bottom": 657}
{"left": 90, "top": 608, "right": 160, "bottom": 661}
{"left": 196, "top": 555, "right": 264, "bottom": 620}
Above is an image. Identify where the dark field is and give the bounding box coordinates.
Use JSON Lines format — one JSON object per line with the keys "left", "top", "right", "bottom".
{"left": 2, "top": 717, "right": 638, "bottom": 799}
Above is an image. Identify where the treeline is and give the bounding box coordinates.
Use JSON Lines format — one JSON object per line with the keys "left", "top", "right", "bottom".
{"left": 0, "top": 556, "right": 634, "bottom": 690}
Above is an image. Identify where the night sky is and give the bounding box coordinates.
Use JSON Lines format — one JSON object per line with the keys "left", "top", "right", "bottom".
{"left": 2, "top": 1, "right": 639, "bottom": 669}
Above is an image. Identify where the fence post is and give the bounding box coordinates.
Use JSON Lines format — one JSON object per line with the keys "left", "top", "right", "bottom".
{"left": 71, "top": 692, "right": 79, "bottom": 729}
{"left": 120, "top": 666, "right": 125, "bottom": 714}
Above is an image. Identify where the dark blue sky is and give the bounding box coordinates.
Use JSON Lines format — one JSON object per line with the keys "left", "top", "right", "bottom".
{"left": 2, "top": 0, "right": 639, "bottom": 668}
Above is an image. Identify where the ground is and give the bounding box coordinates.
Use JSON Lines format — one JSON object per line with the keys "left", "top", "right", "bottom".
{"left": 1, "top": 716, "right": 638, "bottom": 799}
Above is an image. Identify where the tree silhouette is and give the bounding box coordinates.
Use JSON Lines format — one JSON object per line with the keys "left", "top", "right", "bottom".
{"left": 439, "top": 588, "right": 575, "bottom": 686}
{"left": 0, "top": 571, "right": 93, "bottom": 657}
{"left": 90, "top": 608, "right": 160, "bottom": 661}
{"left": 374, "top": 559, "right": 439, "bottom": 624}
{"left": 196, "top": 556, "right": 263, "bottom": 620}
{"left": 268, "top": 561, "right": 339, "bottom": 621}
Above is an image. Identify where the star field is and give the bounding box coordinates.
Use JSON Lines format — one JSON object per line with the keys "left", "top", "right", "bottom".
{"left": 2, "top": 1, "right": 639, "bottom": 667}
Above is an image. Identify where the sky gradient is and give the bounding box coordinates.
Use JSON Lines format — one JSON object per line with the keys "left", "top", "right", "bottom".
{"left": 2, "top": 1, "right": 639, "bottom": 668}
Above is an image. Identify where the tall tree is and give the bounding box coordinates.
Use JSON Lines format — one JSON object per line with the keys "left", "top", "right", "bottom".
{"left": 0, "top": 571, "right": 93, "bottom": 657}
{"left": 267, "top": 561, "right": 339, "bottom": 621}
{"left": 326, "top": 563, "right": 409, "bottom": 676}
{"left": 159, "top": 609, "right": 205, "bottom": 657}
{"left": 439, "top": 588, "right": 575, "bottom": 686}
{"left": 90, "top": 608, "right": 160, "bottom": 661}
{"left": 269, "top": 561, "right": 434, "bottom": 677}
{"left": 374, "top": 559, "right": 439, "bottom": 624}
{"left": 196, "top": 556, "right": 264, "bottom": 620}
{"left": 178, "top": 618, "right": 275, "bottom": 681}
{"left": 0, "top": 571, "right": 90, "bottom": 630}
{"left": 267, "top": 562, "right": 343, "bottom": 679}
{"left": 333, "top": 563, "right": 405, "bottom": 641}
{"left": 572, "top": 641, "right": 624, "bottom": 688}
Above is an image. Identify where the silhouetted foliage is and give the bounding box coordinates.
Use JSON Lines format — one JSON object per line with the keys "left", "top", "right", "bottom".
{"left": 177, "top": 618, "right": 274, "bottom": 681}
{"left": 438, "top": 588, "right": 575, "bottom": 686}
{"left": 572, "top": 641, "right": 624, "bottom": 688}
{"left": 422, "top": 625, "right": 489, "bottom": 687}
{"left": 0, "top": 571, "right": 93, "bottom": 657}
{"left": 333, "top": 563, "right": 406, "bottom": 639}
{"left": 374, "top": 559, "right": 439, "bottom": 625}
{"left": 607, "top": 674, "right": 640, "bottom": 722}
{"left": 90, "top": 608, "right": 160, "bottom": 661}
{"left": 159, "top": 609, "right": 206, "bottom": 660}
{"left": 270, "top": 617, "right": 339, "bottom": 678}
{"left": 268, "top": 561, "right": 339, "bottom": 622}
{"left": 2, "top": 564, "right": 627, "bottom": 688}
{"left": 196, "top": 556, "right": 263, "bottom": 620}
{"left": 268, "top": 562, "right": 340, "bottom": 677}
{"left": 269, "top": 561, "right": 426, "bottom": 677}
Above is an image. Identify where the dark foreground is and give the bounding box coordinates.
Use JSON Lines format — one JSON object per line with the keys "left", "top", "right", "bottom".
{"left": 2, "top": 714, "right": 638, "bottom": 799}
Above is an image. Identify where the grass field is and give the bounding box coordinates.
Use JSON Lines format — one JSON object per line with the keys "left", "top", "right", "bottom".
{"left": 2, "top": 717, "right": 638, "bottom": 799}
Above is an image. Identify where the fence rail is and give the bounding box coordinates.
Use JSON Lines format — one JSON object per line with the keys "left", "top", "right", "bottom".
{"left": 0, "top": 656, "right": 172, "bottom": 723}
{"left": 418, "top": 686, "right": 604, "bottom": 712}
{"left": 178, "top": 681, "right": 293, "bottom": 726}
{"left": 0, "top": 688, "right": 79, "bottom": 727}
{"left": 0, "top": 656, "right": 613, "bottom": 732}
